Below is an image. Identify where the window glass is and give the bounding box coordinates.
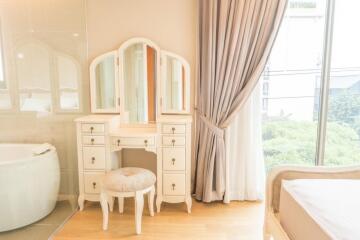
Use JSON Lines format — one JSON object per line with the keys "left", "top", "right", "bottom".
{"left": 324, "top": 0, "right": 360, "bottom": 165}
{"left": 262, "top": 0, "right": 326, "bottom": 170}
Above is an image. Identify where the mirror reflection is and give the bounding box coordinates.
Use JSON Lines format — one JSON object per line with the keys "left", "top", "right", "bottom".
{"left": 95, "top": 55, "right": 116, "bottom": 110}
{"left": 123, "top": 43, "right": 156, "bottom": 123}
{"left": 164, "top": 56, "right": 186, "bottom": 112}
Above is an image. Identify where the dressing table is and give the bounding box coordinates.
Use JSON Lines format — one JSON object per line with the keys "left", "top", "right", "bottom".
{"left": 75, "top": 38, "right": 192, "bottom": 213}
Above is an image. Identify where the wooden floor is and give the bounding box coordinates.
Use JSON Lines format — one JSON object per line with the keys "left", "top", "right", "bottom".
{"left": 53, "top": 198, "right": 264, "bottom": 240}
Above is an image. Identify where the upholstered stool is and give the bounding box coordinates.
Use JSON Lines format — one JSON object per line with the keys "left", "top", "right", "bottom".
{"left": 100, "top": 167, "right": 156, "bottom": 234}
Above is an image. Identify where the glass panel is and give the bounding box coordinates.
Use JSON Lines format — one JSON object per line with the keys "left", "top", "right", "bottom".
{"left": 262, "top": 0, "right": 326, "bottom": 171}
{"left": 324, "top": 0, "right": 360, "bottom": 165}
{"left": 16, "top": 42, "right": 52, "bottom": 112}
{"left": 95, "top": 55, "right": 116, "bottom": 110}
{"left": 0, "top": 29, "right": 4, "bottom": 88}
{"left": 123, "top": 43, "right": 156, "bottom": 123}
{"left": 0, "top": 92, "right": 11, "bottom": 109}
{"left": 57, "top": 55, "right": 79, "bottom": 110}
{"left": 164, "top": 56, "right": 185, "bottom": 112}
{"left": 20, "top": 92, "right": 51, "bottom": 112}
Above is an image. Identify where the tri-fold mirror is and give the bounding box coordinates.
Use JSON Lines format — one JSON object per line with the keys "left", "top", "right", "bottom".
{"left": 90, "top": 38, "right": 190, "bottom": 123}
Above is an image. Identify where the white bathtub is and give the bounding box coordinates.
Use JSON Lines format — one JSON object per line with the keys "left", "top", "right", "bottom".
{"left": 0, "top": 144, "right": 60, "bottom": 232}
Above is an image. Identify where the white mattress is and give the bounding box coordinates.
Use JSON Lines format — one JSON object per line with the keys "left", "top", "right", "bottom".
{"left": 279, "top": 179, "right": 360, "bottom": 240}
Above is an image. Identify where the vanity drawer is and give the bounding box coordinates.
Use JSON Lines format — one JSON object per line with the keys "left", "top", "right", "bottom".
{"left": 81, "top": 123, "right": 105, "bottom": 134}
{"left": 82, "top": 135, "right": 105, "bottom": 145}
{"left": 163, "top": 173, "right": 185, "bottom": 196}
{"left": 162, "top": 124, "right": 186, "bottom": 134}
{"left": 163, "top": 148, "right": 185, "bottom": 171}
{"left": 83, "top": 146, "right": 106, "bottom": 169}
{"left": 84, "top": 173, "right": 104, "bottom": 194}
{"left": 112, "top": 136, "right": 155, "bottom": 147}
{"left": 162, "top": 136, "right": 185, "bottom": 146}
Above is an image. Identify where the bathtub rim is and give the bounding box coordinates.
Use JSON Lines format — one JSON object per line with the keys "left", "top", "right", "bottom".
{"left": 0, "top": 143, "right": 57, "bottom": 166}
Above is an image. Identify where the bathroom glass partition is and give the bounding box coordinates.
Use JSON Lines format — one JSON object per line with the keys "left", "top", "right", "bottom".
{"left": 16, "top": 41, "right": 52, "bottom": 112}
{"left": 123, "top": 43, "right": 157, "bottom": 123}
{"left": 57, "top": 55, "right": 80, "bottom": 111}
{"left": 0, "top": 22, "right": 11, "bottom": 110}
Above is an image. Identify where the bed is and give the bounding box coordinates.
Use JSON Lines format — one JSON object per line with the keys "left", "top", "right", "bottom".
{"left": 264, "top": 165, "right": 360, "bottom": 240}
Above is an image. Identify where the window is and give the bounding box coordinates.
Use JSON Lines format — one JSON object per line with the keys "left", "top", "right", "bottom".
{"left": 324, "top": 0, "right": 360, "bottom": 165}
{"left": 262, "top": 0, "right": 360, "bottom": 170}
{"left": 262, "top": 0, "right": 326, "bottom": 170}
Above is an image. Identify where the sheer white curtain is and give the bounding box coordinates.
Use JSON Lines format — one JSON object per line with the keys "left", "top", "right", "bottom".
{"left": 224, "top": 82, "right": 265, "bottom": 202}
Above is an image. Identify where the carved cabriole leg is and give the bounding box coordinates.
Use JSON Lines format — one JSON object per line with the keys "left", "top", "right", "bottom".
{"left": 100, "top": 192, "right": 109, "bottom": 230}
{"left": 135, "top": 191, "right": 144, "bottom": 235}
{"left": 78, "top": 195, "right": 85, "bottom": 211}
{"left": 118, "top": 197, "right": 124, "bottom": 214}
{"left": 156, "top": 195, "right": 162, "bottom": 213}
{"left": 185, "top": 196, "right": 192, "bottom": 213}
{"left": 148, "top": 185, "right": 155, "bottom": 216}
{"left": 108, "top": 196, "right": 114, "bottom": 212}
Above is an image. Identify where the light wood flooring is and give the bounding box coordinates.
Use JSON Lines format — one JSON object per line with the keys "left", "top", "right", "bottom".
{"left": 53, "top": 198, "right": 264, "bottom": 240}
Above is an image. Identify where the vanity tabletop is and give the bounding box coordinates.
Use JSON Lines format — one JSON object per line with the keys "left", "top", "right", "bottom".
{"left": 74, "top": 114, "right": 120, "bottom": 123}
{"left": 110, "top": 126, "right": 157, "bottom": 137}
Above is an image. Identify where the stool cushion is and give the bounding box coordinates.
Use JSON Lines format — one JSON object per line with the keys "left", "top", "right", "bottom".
{"left": 102, "top": 167, "right": 156, "bottom": 192}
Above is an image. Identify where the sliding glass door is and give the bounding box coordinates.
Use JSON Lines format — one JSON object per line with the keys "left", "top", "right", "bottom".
{"left": 262, "top": 0, "right": 360, "bottom": 170}
{"left": 324, "top": 0, "right": 360, "bottom": 165}
{"left": 262, "top": 0, "right": 326, "bottom": 170}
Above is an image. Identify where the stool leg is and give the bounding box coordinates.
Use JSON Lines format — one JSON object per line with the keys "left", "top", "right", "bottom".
{"left": 108, "top": 196, "right": 114, "bottom": 212}
{"left": 100, "top": 192, "right": 109, "bottom": 230}
{"left": 118, "top": 197, "right": 124, "bottom": 214}
{"left": 134, "top": 191, "right": 144, "bottom": 234}
{"left": 148, "top": 186, "right": 155, "bottom": 217}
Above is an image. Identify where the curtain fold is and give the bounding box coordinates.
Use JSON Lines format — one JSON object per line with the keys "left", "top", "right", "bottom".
{"left": 194, "top": 0, "right": 287, "bottom": 202}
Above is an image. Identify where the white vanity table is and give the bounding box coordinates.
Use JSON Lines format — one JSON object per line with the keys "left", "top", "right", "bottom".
{"left": 75, "top": 38, "right": 192, "bottom": 213}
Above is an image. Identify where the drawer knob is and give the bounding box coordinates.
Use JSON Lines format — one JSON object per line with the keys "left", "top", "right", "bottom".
{"left": 144, "top": 139, "right": 148, "bottom": 147}
{"left": 91, "top": 138, "right": 94, "bottom": 144}
{"left": 172, "top": 158, "right": 176, "bottom": 165}
{"left": 171, "top": 127, "right": 176, "bottom": 134}
{"left": 172, "top": 183, "right": 176, "bottom": 190}
{"left": 91, "top": 157, "right": 95, "bottom": 164}
{"left": 171, "top": 139, "right": 175, "bottom": 146}
{"left": 117, "top": 139, "right": 121, "bottom": 146}
{"left": 90, "top": 126, "right": 94, "bottom": 133}
{"left": 92, "top": 182, "right": 96, "bottom": 189}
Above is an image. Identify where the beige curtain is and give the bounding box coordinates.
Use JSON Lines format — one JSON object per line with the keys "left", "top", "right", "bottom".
{"left": 194, "top": 0, "right": 287, "bottom": 202}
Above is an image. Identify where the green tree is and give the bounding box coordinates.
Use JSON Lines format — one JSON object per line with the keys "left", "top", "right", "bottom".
{"left": 263, "top": 120, "right": 360, "bottom": 171}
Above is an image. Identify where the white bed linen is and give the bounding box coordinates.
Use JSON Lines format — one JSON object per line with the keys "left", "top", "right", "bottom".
{"left": 280, "top": 179, "right": 360, "bottom": 240}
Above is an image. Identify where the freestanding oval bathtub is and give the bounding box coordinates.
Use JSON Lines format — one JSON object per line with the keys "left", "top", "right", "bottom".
{"left": 0, "top": 144, "right": 60, "bottom": 232}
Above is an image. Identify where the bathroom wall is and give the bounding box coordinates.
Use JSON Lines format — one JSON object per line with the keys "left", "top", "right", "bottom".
{"left": 0, "top": 0, "right": 88, "bottom": 198}
{"left": 86, "top": 0, "right": 197, "bottom": 174}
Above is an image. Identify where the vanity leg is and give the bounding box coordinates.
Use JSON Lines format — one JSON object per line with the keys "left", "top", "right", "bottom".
{"left": 78, "top": 195, "right": 85, "bottom": 211}
{"left": 156, "top": 195, "right": 162, "bottom": 213}
{"left": 185, "top": 196, "right": 192, "bottom": 213}
{"left": 118, "top": 197, "right": 124, "bottom": 214}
